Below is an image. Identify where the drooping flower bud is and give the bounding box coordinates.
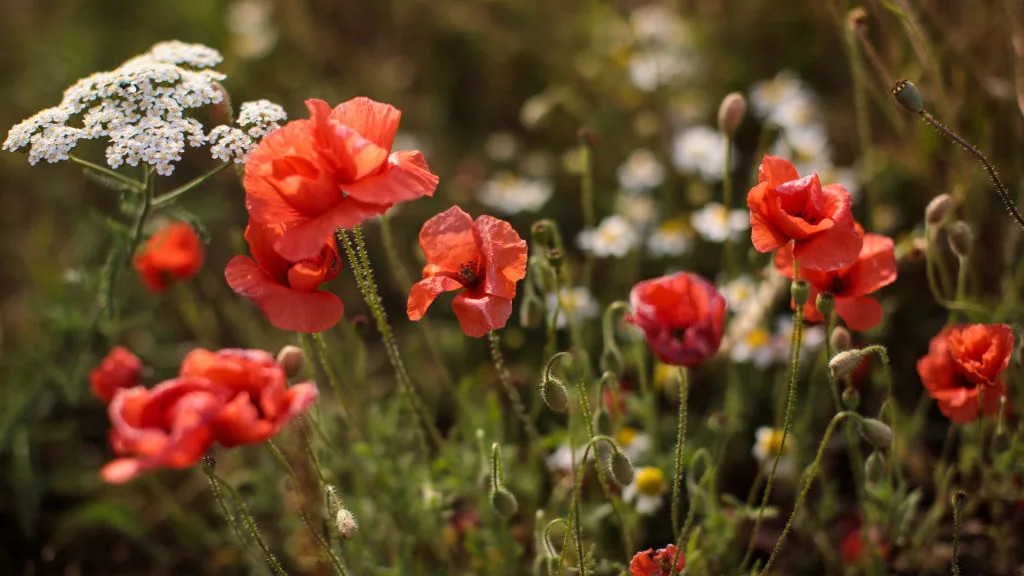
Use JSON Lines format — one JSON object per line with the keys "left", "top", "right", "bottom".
{"left": 860, "top": 418, "right": 894, "bottom": 450}
{"left": 609, "top": 451, "right": 635, "bottom": 487}
{"left": 891, "top": 79, "right": 924, "bottom": 114}
{"left": 925, "top": 194, "right": 954, "bottom": 226}
{"left": 600, "top": 346, "right": 624, "bottom": 376}
{"left": 947, "top": 221, "right": 973, "bottom": 258}
{"left": 276, "top": 345, "right": 305, "bottom": 378}
{"left": 490, "top": 487, "right": 519, "bottom": 518}
{"left": 717, "top": 92, "right": 747, "bottom": 136}
{"left": 829, "top": 349, "right": 867, "bottom": 380}
{"left": 540, "top": 377, "right": 569, "bottom": 413}
{"left": 864, "top": 450, "right": 886, "bottom": 484}
{"left": 519, "top": 290, "right": 544, "bottom": 328}
{"left": 335, "top": 508, "right": 359, "bottom": 539}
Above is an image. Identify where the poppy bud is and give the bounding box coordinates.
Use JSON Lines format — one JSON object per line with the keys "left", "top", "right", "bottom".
{"left": 335, "top": 508, "right": 359, "bottom": 539}
{"left": 207, "top": 81, "right": 234, "bottom": 126}
{"left": 947, "top": 221, "right": 973, "bottom": 258}
{"left": 816, "top": 292, "right": 835, "bottom": 317}
{"left": 600, "top": 346, "right": 624, "bottom": 376}
{"left": 791, "top": 279, "right": 810, "bottom": 306}
{"left": 925, "top": 194, "right": 954, "bottom": 226}
{"left": 717, "top": 92, "right": 747, "bottom": 136}
{"left": 609, "top": 451, "right": 635, "bottom": 487}
{"left": 842, "top": 386, "right": 861, "bottom": 410}
{"left": 830, "top": 326, "right": 852, "bottom": 352}
{"left": 860, "top": 418, "right": 894, "bottom": 450}
{"left": 991, "top": 430, "right": 1012, "bottom": 455}
{"left": 829, "top": 349, "right": 866, "bottom": 380}
{"left": 577, "top": 126, "right": 598, "bottom": 148}
{"left": 891, "top": 79, "right": 924, "bottom": 114}
{"left": 201, "top": 454, "right": 216, "bottom": 471}
{"left": 951, "top": 489, "right": 967, "bottom": 509}
{"left": 490, "top": 487, "right": 519, "bottom": 518}
{"left": 520, "top": 291, "right": 544, "bottom": 328}
{"left": 531, "top": 221, "right": 551, "bottom": 247}
{"left": 540, "top": 377, "right": 569, "bottom": 413}
{"left": 595, "top": 409, "right": 613, "bottom": 436}
{"left": 351, "top": 315, "right": 370, "bottom": 335}
{"left": 864, "top": 450, "right": 886, "bottom": 484}
{"left": 547, "top": 248, "right": 564, "bottom": 270}
{"left": 707, "top": 411, "right": 729, "bottom": 432}
{"left": 276, "top": 345, "right": 305, "bottom": 378}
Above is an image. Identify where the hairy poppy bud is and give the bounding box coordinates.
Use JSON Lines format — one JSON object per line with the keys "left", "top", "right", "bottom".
{"left": 609, "top": 451, "right": 634, "bottom": 487}
{"left": 815, "top": 292, "right": 835, "bottom": 317}
{"left": 276, "top": 345, "right": 305, "bottom": 378}
{"left": 947, "top": 221, "right": 973, "bottom": 258}
{"left": 791, "top": 279, "right": 809, "bottom": 306}
{"left": 201, "top": 454, "right": 216, "bottom": 471}
{"left": 864, "top": 450, "right": 886, "bottom": 484}
{"left": 860, "top": 418, "right": 894, "bottom": 450}
{"left": 531, "top": 221, "right": 551, "bottom": 247}
{"left": 717, "top": 92, "right": 747, "bottom": 136}
{"left": 830, "top": 326, "right": 852, "bottom": 352}
{"left": 892, "top": 79, "right": 924, "bottom": 114}
{"left": 829, "top": 349, "right": 866, "bottom": 380}
{"left": 490, "top": 487, "right": 519, "bottom": 518}
{"left": 951, "top": 489, "right": 967, "bottom": 509}
{"left": 925, "top": 194, "right": 954, "bottom": 226}
{"left": 600, "top": 346, "right": 624, "bottom": 376}
{"left": 208, "top": 82, "right": 234, "bottom": 126}
{"left": 540, "top": 377, "right": 568, "bottom": 413}
{"left": 335, "top": 508, "right": 359, "bottom": 539}
{"left": 547, "top": 248, "right": 564, "bottom": 270}
{"left": 842, "top": 386, "right": 861, "bottom": 410}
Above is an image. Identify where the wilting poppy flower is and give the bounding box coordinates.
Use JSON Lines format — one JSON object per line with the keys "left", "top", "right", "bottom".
{"left": 179, "top": 348, "right": 319, "bottom": 446}
{"left": 225, "top": 219, "right": 344, "bottom": 333}
{"left": 747, "top": 155, "right": 861, "bottom": 270}
{"left": 407, "top": 206, "right": 528, "bottom": 337}
{"left": 627, "top": 272, "right": 727, "bottom": 366}
{"left": 629, "top": 544, "right": 685, "bottom": 576}
{"left": 917, "top": 326, "right": 1009, "bottom": 423}
{"left": 774, "top": 231, "right": 897, "bottom": 331}
{"left": 134, "top": 222, "right": 204, "bottom": 293}
{"left": 244, "top": 97, "right": 439, "bottom": 261}
{"left": 90, "top": 346, "right": 143, "bottom": 403}
{"left": 947, "top": 323, "right": 1015, "bottom": 386}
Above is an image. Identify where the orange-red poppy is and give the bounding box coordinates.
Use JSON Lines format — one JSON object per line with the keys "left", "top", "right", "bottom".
{"left": 225, "top": 219, "right": 344, "bottom": 333}
{"left": 747, "top": 155, "right": 861, "bottom": 271}
{"left": 917, "top": 325, "right": 1010, "bottom": 423}
{"left": 627, "top": 272, "right": 727, "bottom": 367}
{"left": 133, "top": 222, "right": 204, "bottom": 293}
{"left": 407, "top": 206, "right": 527, "bottom": 337}
{"left": 774, "top": 232, "right": 897, "bottom": 331}
{"left": 90, "top": 346, "right": 143, "bottom": 403}
{"left": 244, "top": 97, "right": 439, "bottom": 262}
{"left": 839, "top": 516, "right": 890, "bottom": 565}
{"left": 947, "top": 323, "right": 1015, "bottom": 386}
{"left": 629, "top": 544, "right": 685, "bottom": 576}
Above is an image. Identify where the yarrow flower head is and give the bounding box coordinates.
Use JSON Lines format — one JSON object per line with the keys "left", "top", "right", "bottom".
{"left": 475, "top": 172, "right": 554, "bottom": 215}
{"left": 208, "top": 100, "right": 288, "bottom": 163}
{"left": 577, "top": 215, "right": 640, "bottom": 258}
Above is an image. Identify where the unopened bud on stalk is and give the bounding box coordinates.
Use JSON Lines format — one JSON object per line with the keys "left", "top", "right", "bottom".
{"left": 595, "top": 409, "right": 613, "bottom": 436}
{"left": 276, "top": 345, "right": 305, "bottom": 378}
{"left": 815, "top": 292, "right": 835, "bottom": 317}
{"left": 531, "top": 221, "right": 551, "bottom": 247}
{"left": 951, "top": 489, "right": 967, "bottom": 509}
{"left": 577, "top": 126, "right": 598, "bottom": 148}
{"left": 891, "top": 79, "right": 924, "bottom": 114}
{"left": 947, "top": 221, "right": 973, "bottom": 258}
{"left": 717, "top": 92, "right": 747, "bottom": 136}
{"left": 860, "top": 418, "right": 894, "bottom": 450}
{"left": 830, "top": 326, "right": 852, "bottom": 352}
{"left": 609, "top": 451, "right": 635, "bottom": 487}
{"left": 520, "top": 291, "right": 544, "bottom": 328}
{"left": 829, "top": 349, "right": 866, "bottom": 380}
{"left": 992, "top": 430, "right": 1012, "bottom": 455}
{"left": 335, "top": 508, "right": 358, "bottom": 539}
{"left": 351, "top": 315, "right": 369, "bottom": 335}
{"left": 540, "top": 377, "right": 569, "bottom": 413}
{"left": 925, "top": 194, "right": 954, "bottom": 226}
{"left": 490, "top": 487, "right": 519, "bottom": 518}
{"left": 842, "top": 386, "right": 860, "bottom": 410}
{"left": 791, "top": 279, "right": 810, "bottom": 305}
{"left": 864, "top": 450, "right": 886, "bottom": 484}
{"left": 547, "top": 248, "right": 564, "bottom": 270}
{"left": 600, "top": 346, "right": 624, "bottom": 376}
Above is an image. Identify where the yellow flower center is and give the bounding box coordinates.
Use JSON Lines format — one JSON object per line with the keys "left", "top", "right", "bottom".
{"left": 761, "top": 429, "right": 785, "bottom": 456}
{"left": 635, "top": 467, "right": 665, "bottom": 495}
{"left": 617, "top": 427, "right": 638, "bottom": 447}
{"left": 745, "top": 328, "right": 770, "bottom": 348}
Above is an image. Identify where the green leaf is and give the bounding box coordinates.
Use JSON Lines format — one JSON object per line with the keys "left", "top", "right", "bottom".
{"left": 9, "top": 428, "right": 41, "bottom": 536}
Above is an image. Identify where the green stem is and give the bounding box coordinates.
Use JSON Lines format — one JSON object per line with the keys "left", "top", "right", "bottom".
{"left": 578, "top": 134, "right": 595, "bottom": 289}
{"left": 309, "top": 333, "right": 368, "bottom": 442}
{"left": 264, "top": 440, "right": 298, "bottom": 485}
{"left": 489, "top": 331, "right": 541, "bottom": 443}
{"left": 203, "top": 466, "right": 261, "bottom": 566}
{"left": 211, "top": 472, "right": 289, "bottom": 576}
{"left": 842, "top": 10, "right": 875, "bottom": 228}
{"left": 151, "top": 162, "right": 233, "bottom": 207}
{"left": 955, "top": 255, "right": 969, "bottom": 322}
{"left": 69, "top": 154, "right": 144, "bottom": 192}
{"left": 952, "top": 496, "right": 964, "bottom": 576}
{"left": 722, "top": 134, "right": 735, "bottom": 280}
{"left": 671, "top": 367, "right": 690, "bottom": 540}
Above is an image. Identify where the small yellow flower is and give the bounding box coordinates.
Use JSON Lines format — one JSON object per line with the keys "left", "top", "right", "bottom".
{"left": 635, "top": 466, "right": 666, "bottom": 495}
{"left": 752, "top": 427, "right": 788, "bottom": 462}
{"left": 617, "top": 426, "right": 638, "bottom": 448}
{"left": 624, "top": 466, "right": 667, "bottom": 515}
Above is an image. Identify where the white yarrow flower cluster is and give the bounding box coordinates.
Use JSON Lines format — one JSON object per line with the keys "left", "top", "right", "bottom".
{"left": 4, "top": 41, "right": 285, "bottom": 176}
{"left": 577, "top": 215, "right": 639, "bottom": 258}
{"left": 209, "top": 100, "right": 287, "bottom": 163}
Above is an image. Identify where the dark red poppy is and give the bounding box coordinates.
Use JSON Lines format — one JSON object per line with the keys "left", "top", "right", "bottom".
{"left": 133, "top": 222, "right": 204, "bottom": 293}
{"left": 839, "top": 516, "right": 890, "bottom": 565}
{"left": 917, "top": 326, "right": 1009, "bottom": 423}
{"left": 244, "top": 97, "right": 439, "bottom": 261}
{"left": 947, "top": 323, "right": 1015, "bottom": 386}
{"left": 627, "top": 272, "right": 727, "bottom": 367}
{"left": 774, "top": 232, "right": 897, "bottom": 331}
{"left": 225, "top": 219, "right": 344, "bottom": 333}
{"left": 407, "top": 206, "right": 528, "bottom": 337}
{"left": 90, "top": 346, "right": 143, "bottom": 403}
{"left": 747, "top": 155, "right": 861, "bottom": 271}
{"left": 629, "top": 544, "right": 685, "bottom": 576}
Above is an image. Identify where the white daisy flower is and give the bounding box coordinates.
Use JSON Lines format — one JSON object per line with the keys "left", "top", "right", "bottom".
{"left": 546, "top": 443, "right": 589, "bottom": 476}
{"left": 752, "top": 426, "right": 797, "bottom": 479}
{"left": 730, "top": 327, "right": 775, "bottom": 368}
{"left": 476, "top": 171, "right": 554, "bottom": 215}
{"left": 627, "top": 49, "right": 696, "bottom": 93}
{"left": 749, "top": 71, "right": 814, "bottom": 121}
{"left": 647, "top": 217, "right": 694, "bottom": 258}
{"left": 577, "top": 215, "right": 639, "bottom": 258}
{"left": 616, "top": 192, "right": 658, "bottom": 230}
{"left": 547, "top": 286, "right": 600, "bottom": 329}
{"left": 622, "top": 466, "right": 667, "bottom": 515}
{"left": 617, "top": 149, "right": 665, "bottom": 192}
{"left": 722, "top": 274, "right": 757, "bottom": 312}
{"left": 616, "top": 427, "right": 651, "bottom": 464}
{"left": 226, "top": 0, "right": 278, "bottom": 59}
{"left": 690, "top": 202, "right": 749, "bottom": 242}
{"left": 484, "top": 131, "right": 520, "bottom": 162}
{"left": 772, "top": 315, "right": 826, "bottom": 364}
{"left": 630, "top": 4, "right": 689, "bottom": 46}
{"left": 671, "top": 126, "right": 730, "bottom": 182}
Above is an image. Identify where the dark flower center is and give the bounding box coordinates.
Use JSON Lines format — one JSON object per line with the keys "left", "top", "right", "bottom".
{"left": 673, "top": 327, "right": 687, "bottom": 341}
{"left": 831, "top": 276, "right": 844, "bottom": 294}
{"left": 459, "top": 260, "right": 482, "bottom": 289}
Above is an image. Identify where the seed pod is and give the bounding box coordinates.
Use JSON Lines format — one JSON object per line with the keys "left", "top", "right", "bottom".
{"left": 830, "top": 327, "right": 852, "bottom": 352}
{"left": 791, "top": 279, "right": 810, "bottom": 305}
{"left": 815, "top": 292, "right": 835, "bottom": 317}
{"left": 891, "top": 79, "right": 924, "bottom": 114}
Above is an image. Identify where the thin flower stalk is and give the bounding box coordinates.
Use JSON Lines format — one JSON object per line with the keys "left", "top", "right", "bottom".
{"left": 670, "top": 367, "right": 689, "bottom": 540}
{"left": 210, "top": 471, "right": 289, "bottom": 576}
{"left": 489, "top": 331, "right": 541, "bottom": 444}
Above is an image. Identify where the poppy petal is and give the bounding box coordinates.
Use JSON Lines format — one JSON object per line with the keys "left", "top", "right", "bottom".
{"left": 452, "top": 292, "right": 513, "bottom": 337}
{"left": 748, "top": 184, "right": 789, "bottom": 252}
{"left": 407, "top": 275, "right": 463, "bottom": 320}
{"left": 342, "top": 150, "right": 439, "bottom": 204}
{"left": 758, "top": 155, "right": 800, "bottom": 186}
{"left": 329, "top": 97, "right": 403, "bottom": 152}
{"left": 473, "top": 215, "right": 528, "bottom": 298}
{"left": 792, "top": 184, "right": 861, "bottom": 270}
{"left": 834, "top": 296, "right": 883, "bottom": 331}
{"left": 213, "top": 392, "right": 276, "bottom": 446}
{"left": 273, "top": 198, "right": 387, "bottom": 262}
{"left": 418, "top": 206, "right": 479, "bottom": 276}
{"left": 843, "top": 234, "right": 897, "bottom": 297}
{"left": 225, "top": 256, "right": 344, "bottom": 333}
{"left": 244, "top": 121, "right": 315, "bottom": 225}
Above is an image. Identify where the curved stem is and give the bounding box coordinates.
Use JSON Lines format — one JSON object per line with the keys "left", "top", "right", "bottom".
{"left": 211, "top": 471, "right": 289, "bottom": 576}
{"left": 152, "top": 162, "right": 233, "bottom": 207}
{"left": 671, "top": 367, "right": 690, "bottom": 540}
{"left": 69, "top": 154, "right": 143, "bottom": 192}
{"left": 489, "top": 331, "right": 540, "bottom": 443}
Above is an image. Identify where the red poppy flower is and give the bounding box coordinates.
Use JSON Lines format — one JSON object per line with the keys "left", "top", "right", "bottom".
{"left": 947, "top": 323, "right": 1015, "bottom": 386}
{"left": 839, "top": 516, "right": 890, "bottom": 564}
{"left": 90, "top": 346, "right": 143, "bottom": 403}
{"left": 225, "top": 219, "right": 344, "bottom": 333}
{"left": 629, "top": 544, "right": 685, "bottom": 576}
{"left": 179, "top": 348, "right": 319, "bottom": 447}
{"left": 747, "top": 155, "right": 861, "bottom": 270}
{"left": 133, "top": 222, "right": 204, "bottom": 293}
{"left": 244, "top": 97, "right": 439, "bottom": 261}
{"left": 627, "top": 272, "right": 727, "bottom": 367}
{"left": 774, "top": 232, "right": 897, "bottom": 331}
{"left": 917, "top": 326, "right": 1009, "bottom": 423}
{"left": 406, "top": 206, "right": 528, "bottom": 337}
